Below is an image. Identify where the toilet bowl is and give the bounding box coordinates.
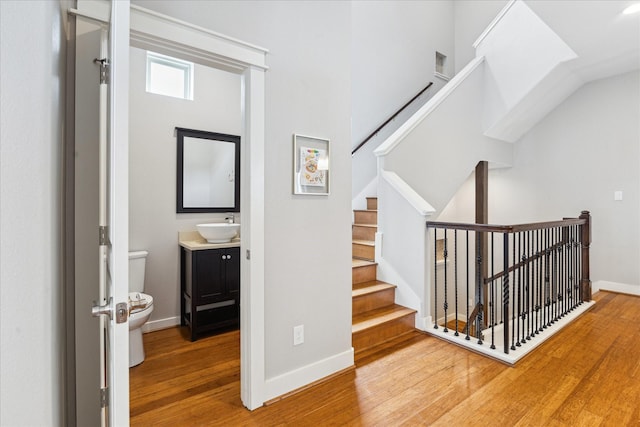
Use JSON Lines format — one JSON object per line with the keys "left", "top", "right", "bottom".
{"left": 128, "top": 251, "right": 154, "bottom": 367}
{"left": 128, "top": 292, "right": 153, "bottom": 367}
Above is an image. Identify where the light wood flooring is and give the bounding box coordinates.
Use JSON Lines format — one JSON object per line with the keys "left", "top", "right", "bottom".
{"left": 130, "top": 291, "right": 640, "bottom": 426}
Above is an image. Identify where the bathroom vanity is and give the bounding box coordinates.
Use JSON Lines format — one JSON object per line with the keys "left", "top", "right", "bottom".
{"left": 179, "top": 232, "right": 240, "bottom": 341}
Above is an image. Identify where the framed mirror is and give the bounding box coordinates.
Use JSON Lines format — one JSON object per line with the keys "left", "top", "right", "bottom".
{"left": 176, "top": 127, "right": 240, "bottom": 213}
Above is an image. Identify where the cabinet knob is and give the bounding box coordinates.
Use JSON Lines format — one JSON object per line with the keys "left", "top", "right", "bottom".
{"left": 228, "top": 255, "right": 232, "bottom": 260}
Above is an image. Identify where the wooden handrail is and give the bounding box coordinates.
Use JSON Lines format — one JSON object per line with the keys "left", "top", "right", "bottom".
{"left": 426, "top": 217, "right": 586, "bottom": 234}
{"left": 352, "top": 82, "right": 434, "bottom": 156}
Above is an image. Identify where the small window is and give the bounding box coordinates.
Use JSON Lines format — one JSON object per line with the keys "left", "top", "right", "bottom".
{"left": 146, "top": 51, "right": 193, "bottom": 100}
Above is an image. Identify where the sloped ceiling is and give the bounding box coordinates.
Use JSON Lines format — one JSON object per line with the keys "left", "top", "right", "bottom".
{"left": 526, "top": 0, "right": 640, "bottom": 82}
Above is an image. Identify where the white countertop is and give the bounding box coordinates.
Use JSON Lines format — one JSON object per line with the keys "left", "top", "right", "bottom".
{"left": 178, "top": 231, "right": 241, "bottom": 251}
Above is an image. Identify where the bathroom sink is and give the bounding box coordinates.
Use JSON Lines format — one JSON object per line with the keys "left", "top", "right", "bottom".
{"left": 196, "top": 223, "right": 240, "bottom": 243}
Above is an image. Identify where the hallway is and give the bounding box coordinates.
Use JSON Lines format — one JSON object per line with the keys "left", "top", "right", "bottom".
{"left": 130, "top": 291, "right": 639, "bottom": 425}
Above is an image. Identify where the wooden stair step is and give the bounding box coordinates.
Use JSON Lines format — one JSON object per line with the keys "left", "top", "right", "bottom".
{"left": 353, "top": 210, "right": 377, "bottom": 225}
{"left": 352, "top": 240, "right": 375, "bottom": 261}
{"left": 352, "top": 280, "right": 396, "bottom": 315}
{"left": 352, "top": 259, "right": 377, "bottom": 284}
{"left": 352, "top": 305, "right": 416, "bottom": 353}
{"left": 352, "top": 280, "right": 396, "bottom": 297}
{"left": 352, "top": 224, "right": 377, "bottom": 241}
{"left": 366, "top": 197, "right": 378, "bottom": 211}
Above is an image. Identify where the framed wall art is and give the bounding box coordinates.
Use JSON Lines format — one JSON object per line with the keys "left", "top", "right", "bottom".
{"left": 293, "top": 134, "right": 330, "bottom": 196}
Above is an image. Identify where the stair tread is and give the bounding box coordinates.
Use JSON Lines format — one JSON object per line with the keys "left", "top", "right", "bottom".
{"left": 352, "top": 280, "right": 396, "bottom": 297}
{"left": 352, "top": 259, "right": 376, "bottom": 268}
{"left": 352, "top": 239, "right": 375, "bottom": 246}
{"left": 354, "top": 209, "right": 378, "bottom": 213}
{"left": 352, "top": 305, "right": 417, "bottom": 334}
{"left": 352, "top": 224, "right": 377, "bottom": 229}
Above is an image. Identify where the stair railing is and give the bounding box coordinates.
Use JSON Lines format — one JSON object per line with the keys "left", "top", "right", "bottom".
{"left": 426, "top": 211, "right": 591, "bottom": 356}
{"left": 352, "top": 82, "right": 434, "bottom": 157}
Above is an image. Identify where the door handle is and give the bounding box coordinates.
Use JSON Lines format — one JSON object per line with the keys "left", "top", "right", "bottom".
{"left": 92, "top": 297, "right": 113, "bottom": 319}
{"left": 92, "top": 297, "right": 128, "bottom": 324}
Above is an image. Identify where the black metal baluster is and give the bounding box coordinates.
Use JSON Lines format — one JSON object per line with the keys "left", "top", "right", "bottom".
{"left": 490, "top": 232, "right": 495, "bottom": 350}
{"left": 465, "top": 230, "right": 470, "bottom": 340}
{"left": 536, "top": 228, "right": 542, "bottom": 334}
{"left": 544, "top": 228, "right": 550, "bottom": 329}
{"left": 574, "top": 224, "right": 580, "bottom": 309}
{"left": 551, "top": 228, "right": 560, "bottom": 323}
{"left": 516, "top": 232, "right": 522, "bottom": 347}
{"left": 503, "top": 232, "right": 510, "bottom": 354}
{"left": 532, "top": 229, "right": 537, "bottom": 334}
{"left": 454, "top": 230, "right": 459, "bottom": 336}
{"left": 511, "top": 232, "right": 517, "bottom": 351}
{"left": 524, "top": 230, "right": 531, "bottom": 342}
{"left": 434, "top": 228, "right": 438, "bottom": 329}
{"left": 476, "top": 230, "right": 483, "bottom": 345}
{"left": 443, "top": 229, "right": 449, "bottom": 332}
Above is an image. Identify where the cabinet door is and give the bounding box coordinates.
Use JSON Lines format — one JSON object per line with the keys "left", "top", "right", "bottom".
{"left": 225, "top": 247, "right": 240, "bottom": 299}
{"left": 194, "top": 249, "right": 225, "bottom": 303}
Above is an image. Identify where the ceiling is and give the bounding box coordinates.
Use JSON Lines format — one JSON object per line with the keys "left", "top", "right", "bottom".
{"left": 525, "top": 0, "right": 640, "bottom": 82}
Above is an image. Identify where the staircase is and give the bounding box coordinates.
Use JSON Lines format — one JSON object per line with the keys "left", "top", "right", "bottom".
{"left": 352, "top": 197, "right": 416, "bottom": 355}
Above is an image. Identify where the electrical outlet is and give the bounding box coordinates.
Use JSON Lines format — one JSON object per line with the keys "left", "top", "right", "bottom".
{"left": 293, "top": 325, "right": 304, "bottom": 346}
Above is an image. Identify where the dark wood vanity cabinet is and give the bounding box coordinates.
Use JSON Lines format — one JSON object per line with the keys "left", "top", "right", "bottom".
{"left": 181, "top": 247, "right": 240, "bottom": 341}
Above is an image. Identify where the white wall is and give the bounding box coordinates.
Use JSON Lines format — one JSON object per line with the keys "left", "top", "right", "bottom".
{"left": 0, "top": 1, "right": 67, "bottom": 425}
{"left": 351, "top": 1, "right": 455, "bottom": 200}
{"left": 351, "top": 0, "right": 454, "bottom": 146}
{"left": 129, "top": 46, "right": 241, "bottom": 325}
{"left": 453, "top": 0, "right": 508, "bottom": 73}
{"left": 440, "top": 71, "right": 640, "bottom": 291}
{"left": 131, "top": 0, "right": 353, "bottom": 388}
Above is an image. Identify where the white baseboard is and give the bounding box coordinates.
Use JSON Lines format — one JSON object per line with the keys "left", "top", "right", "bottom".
{"left": 142, "top": 316, "right": 180, "bottom": 333}
{"left": 264, "top": 348, "right": 354, "bottom": 402}
{"left": 593, "top": 280, "right": 640, "bottom": 296}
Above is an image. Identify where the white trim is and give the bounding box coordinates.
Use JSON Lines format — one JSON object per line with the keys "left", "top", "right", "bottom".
{"left": 129, "top": 6, "right": 268, "bottom": 73}
{"left": 434, "top": 71, "right": 450, "bottom": 81}
{"left": 142, "top": 316, "right": 180, "bottom": 333}
{"left": 593, "top": 280, "right": 640, "bottom": 296}
{"left": 472, "top": 0, "right": 518, "bottom": 49}
{"left": 426, "top": 300, "right": 595, "bottom": 365}
{"left": 264, "top": 349, "right": 354, "bottom": 402}
{"left": 374, "top": 56, "right": 485, "bottom": 157}
{"left": 69, "top": 6, "right": 109, "bottom": 24}
{"left": 380, "top": 170, "right": 435, "bottom": 216}
{"left": 240, "top": 67, "right": 267, "bottom": 410}
{"left": 131, "top": 5, "right": 268, "bottom": 57}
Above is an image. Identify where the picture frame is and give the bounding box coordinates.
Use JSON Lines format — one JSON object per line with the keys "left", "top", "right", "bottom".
{"left": 293, "top": 134, "right": 330, "bottom": 196}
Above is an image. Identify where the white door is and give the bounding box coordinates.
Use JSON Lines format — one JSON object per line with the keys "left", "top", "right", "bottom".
{"left": 87, "top": 1, "right": 131, "bottom": 425}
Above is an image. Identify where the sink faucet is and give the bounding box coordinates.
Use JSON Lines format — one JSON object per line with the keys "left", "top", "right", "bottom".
{"left": 225, "top": 214, "right": 235, "bottom": 224}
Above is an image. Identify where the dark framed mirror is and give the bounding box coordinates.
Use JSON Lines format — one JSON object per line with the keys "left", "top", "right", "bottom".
{"left": 176, "top": 127, "right": 240, "bottom": 213}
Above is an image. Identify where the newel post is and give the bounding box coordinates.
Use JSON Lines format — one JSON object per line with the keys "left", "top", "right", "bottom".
{"left": 579, "top": 210, "right": 592, "bottom": 302}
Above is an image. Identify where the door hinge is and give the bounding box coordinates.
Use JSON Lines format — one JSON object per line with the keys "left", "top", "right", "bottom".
{"left": 94, "top": 58, "right": 110, "bottom": 84}
{"left": 99, "top": 225, "right": 109, "bottom": 246}
{"left": 100, "top": 387, "right": 109, "bottom": 408}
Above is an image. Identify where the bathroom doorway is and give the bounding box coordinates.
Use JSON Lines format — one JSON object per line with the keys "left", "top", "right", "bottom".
{"left": 71, "top": 4, "right": 267, "bottom": 425}
{"left": 128, "top": 44, "right": 243, "bottom": 411}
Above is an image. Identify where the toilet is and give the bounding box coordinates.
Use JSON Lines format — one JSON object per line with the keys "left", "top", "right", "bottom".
{"left": 128, "top": 250, "right": 154, "bottom": 367}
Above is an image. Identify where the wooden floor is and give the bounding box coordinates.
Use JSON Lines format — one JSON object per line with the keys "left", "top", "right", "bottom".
{"left": 130, "top": 291, "right": 640, "bottom": 426}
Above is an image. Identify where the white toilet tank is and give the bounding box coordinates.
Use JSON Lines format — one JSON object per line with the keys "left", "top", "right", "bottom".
{"left": 128, "top": 250, "right": 148, "bottom": 293}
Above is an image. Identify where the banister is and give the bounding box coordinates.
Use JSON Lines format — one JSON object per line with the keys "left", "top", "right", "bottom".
{"left": 426, "top": 217, "right": 586, "bottom": 234}
{"left": 352, "top": 81, "right": 434, "bottom": 156}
